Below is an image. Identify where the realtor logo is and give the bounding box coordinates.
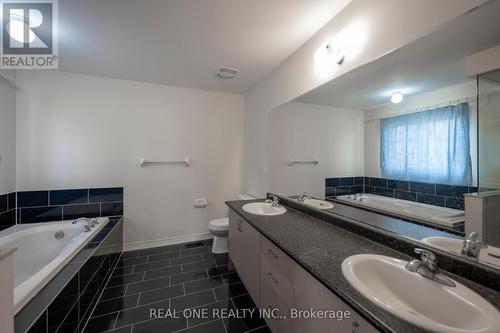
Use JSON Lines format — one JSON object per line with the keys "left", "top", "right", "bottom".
{"left": 1, "top": 0, "right": 58, "bottom": 68}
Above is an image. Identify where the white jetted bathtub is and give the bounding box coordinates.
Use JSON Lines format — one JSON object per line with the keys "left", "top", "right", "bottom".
{"left": 336, "top": 194, "right": 464, "bottom": 229}
{"left": 0, "top": 217, "right": 108, "bottom": 314}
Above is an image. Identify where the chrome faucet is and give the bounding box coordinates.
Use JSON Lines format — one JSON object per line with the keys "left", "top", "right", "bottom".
{"left": 297, "top": 192, "right": 311, "bottom": 202}
{"left": 266, "top": 195, "right": 280, "bottom": 208}
{"left": 72, "top": 217, "right": 98, "bottom": 228}
{"left": 406, "top": 248, "right": 456, "bottom": 287}
{"left": 461, "top": 232, "right": 483, "bottom": 260}
{"left": 349, "top": 193, "right": 362, "bottom": 201}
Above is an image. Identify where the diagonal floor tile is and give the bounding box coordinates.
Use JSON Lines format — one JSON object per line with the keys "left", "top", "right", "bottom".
{"left": 184, "top": 276, "right": 224, "bottom": 294}
{"left": 139, "top": 284, "right": 184, "bottom": 306}
{"left": 93, "top": 294, "right": 139, "bottom": 316}
{"left": 144, "top": 266, "right": 182, "bottom": 280}
{"left": 178, "top": 319, "right": 225, "bottom": 333}
{"left": 131, "top": 317, "right": 187, "bottom": 333}
{"left": 170, "top": 269, "right": 208, "bottom": 285}
{"left": 170, "top": 290, "right": 215, "bottom": 311}
{"left": 126, "top": 276, "right": 170, "bottom": 295}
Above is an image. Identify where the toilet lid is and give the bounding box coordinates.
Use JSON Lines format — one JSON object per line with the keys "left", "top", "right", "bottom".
{"left": 209, "top": 218, "right": 229, "bottom": 230}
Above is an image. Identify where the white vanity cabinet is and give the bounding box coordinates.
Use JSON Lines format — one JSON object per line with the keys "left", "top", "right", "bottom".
{"left": 259, "top": 235, "right": 378, "bottom": 333}
{"left": 229, "top": 209, "right": 379, "bottom": 333}
{"left": 228, "top": 210, "right": 261, "bottom": 306}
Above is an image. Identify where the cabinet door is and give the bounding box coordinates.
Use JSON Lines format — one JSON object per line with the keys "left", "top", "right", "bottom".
{"left": 239, "top": 220, "right": 261, "bottom": 306}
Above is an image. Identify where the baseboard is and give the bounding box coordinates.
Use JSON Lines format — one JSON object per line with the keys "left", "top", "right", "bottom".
{"left": 123, "top": 232, "right": 213, "bottom": 252}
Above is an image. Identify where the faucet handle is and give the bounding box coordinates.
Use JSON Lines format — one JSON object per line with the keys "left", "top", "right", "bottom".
{"left": 466, "top": 232, "right": 482, "bottom": 244}
{"left": 461, "top": 232, "right": 484, "bottom": 258}
{"left": 415, "top": 248, "right": 436, "bottom": 260}
{"left": 414, "top": 248, "right": 438, "bottom": 272}
{"left": 268, "top": 195, "right": 279, "bottom": 207}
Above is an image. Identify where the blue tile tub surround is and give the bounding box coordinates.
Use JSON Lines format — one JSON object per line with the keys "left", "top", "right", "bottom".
{"left": 15, "top": 217, "right": 123, "bottom": 333}
{"left": 16, "top": 187, "right": 124, "bottom": 224}
{"left": 17, "top": 191, "right": 49, "bottom": 208}
{"left": 89, "top": 187, "right": 123, "bottom": 203}
{"left": 325, "top": 177, "right": 478, "bottom": 210}
{"left": 50, "top": 189, "right": 89, "bottom": 205}
{"left": 0, "top": 192, "right": 17, "bottom": 230}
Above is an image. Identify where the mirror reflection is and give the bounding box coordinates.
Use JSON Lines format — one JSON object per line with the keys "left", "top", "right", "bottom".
{"left": 270, "top": 6, "right": 500, "bottom": 269}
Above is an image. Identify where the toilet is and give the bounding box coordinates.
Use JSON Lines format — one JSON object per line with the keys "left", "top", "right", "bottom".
{"left": 209, "top": 194, "right": 255, "bottom": 254}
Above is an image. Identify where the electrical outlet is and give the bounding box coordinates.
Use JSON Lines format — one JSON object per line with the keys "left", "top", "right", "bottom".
{"left": 194, "top": 199, "right": 207, "bottom": 208}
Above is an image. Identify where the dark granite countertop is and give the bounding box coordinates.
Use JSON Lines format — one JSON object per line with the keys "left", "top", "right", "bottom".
{"left": 225, "top": 200, "right": 500, "bottom": 333}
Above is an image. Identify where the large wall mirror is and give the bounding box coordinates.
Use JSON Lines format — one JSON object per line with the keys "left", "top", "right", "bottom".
{"left": 269, "top": 0, "right": 500, "bottom": 270}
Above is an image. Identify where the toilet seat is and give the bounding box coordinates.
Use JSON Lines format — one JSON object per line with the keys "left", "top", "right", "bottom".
{"left": 209, "top": 218, "right": 229, "bottom": 231}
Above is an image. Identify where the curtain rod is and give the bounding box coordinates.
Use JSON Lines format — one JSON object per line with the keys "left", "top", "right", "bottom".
{"left": 364, "top": 96, "right": 475, "bottom": 123}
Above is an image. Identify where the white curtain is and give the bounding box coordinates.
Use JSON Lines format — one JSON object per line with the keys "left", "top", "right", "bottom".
{"left": 380, "top": 103, "right": 472, "bottom": 185}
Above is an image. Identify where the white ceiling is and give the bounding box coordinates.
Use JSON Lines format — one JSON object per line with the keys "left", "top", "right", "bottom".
{"left": 296, "top": 0, "right": 500, "bottom": 110}
{"left": 58, "top": 0, "right": 351, "bottom": 94}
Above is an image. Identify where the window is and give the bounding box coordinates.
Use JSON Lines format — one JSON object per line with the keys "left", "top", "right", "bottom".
{"left": 380, "top": 103, "right": 472, "bottom": 185}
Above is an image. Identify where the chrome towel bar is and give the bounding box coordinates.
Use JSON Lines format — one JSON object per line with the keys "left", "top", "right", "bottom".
{"left": 139, "top": 158, "right": 190, "bottom": 167}
{"left": 288, "top": 158, "right": 319, "bottom": 166}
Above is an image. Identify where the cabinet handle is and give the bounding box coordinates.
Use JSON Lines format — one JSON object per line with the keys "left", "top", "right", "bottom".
{"left": 352, "top": 321, "right": 360, "bottom": 333}
{"left": 267, "top": 248, "right": 278, "bottom": 259}
{"left": 237, "top": 220, "right": 243, "bottom": 232}
{"left": 267, "top": 272, "right": 279, "bottom": 284}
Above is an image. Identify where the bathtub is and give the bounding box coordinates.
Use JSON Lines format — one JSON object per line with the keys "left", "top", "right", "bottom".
{"left": 335, "top": 194, "right": 464, "bottom": 229}
{"left": 0, "top": 217, "right": 108, "bottom": 314}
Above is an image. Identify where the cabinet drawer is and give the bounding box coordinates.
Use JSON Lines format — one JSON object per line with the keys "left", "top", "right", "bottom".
{"left": 260, "top": 235, "right": 294, "bottom": 276}
{"left": 260, "top": 268, "right": 292, "bottom": 333}
{"left": 261, "top": 255, "right": 293, "bottom": 307}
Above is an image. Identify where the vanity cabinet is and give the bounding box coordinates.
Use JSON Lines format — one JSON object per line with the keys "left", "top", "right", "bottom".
{"left": 259, "top": 235, "right": 378, "bottom": 333}
{"left": 228, "top": 210, "right": 261, "bottom": 306}
{"left": 229, "top": 209, "right": 378, "bottom": 333}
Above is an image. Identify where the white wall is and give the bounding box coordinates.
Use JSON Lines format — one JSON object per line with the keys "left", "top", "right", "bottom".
{"left": 16, "top": 71, "right": 244, "bottom": 248}
{"left": 466, "top": 44, "right": 500, "bottom": 76}
{"left": 243, "top": 0, "right": 485, "bottom": 197}
{"left": 270, "top": 102, "right": 363, "bottom": 197}
{"left": 363, "top": 80, "right": 478, "bottom": 184}
{"left": 0, "top": 76, "right": 16, "bottom": 195}
{"left": 478, "top": 78, "right": 500, "bottom": 189}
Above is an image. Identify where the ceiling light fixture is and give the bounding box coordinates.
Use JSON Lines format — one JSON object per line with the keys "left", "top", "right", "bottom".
{"left": 215, "top": 67, "right": 239, "bottom": 79}
{"left": 326, "top": 42, "right": 345, "bottom": 65}
{"left": 391, "top": 92, "right": 403, "bottom": 104}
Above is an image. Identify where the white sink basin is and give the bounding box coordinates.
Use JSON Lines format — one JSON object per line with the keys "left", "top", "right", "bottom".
{"left": 342, "top": 254, "right": 500, "bottom": 333}
{"left": 422, "top": 237, "right": 500, "bottom": 267}
{"left": 297, "top": 198, "right": 334, "bottom": 210}
{"left": 242, "top": 202, "right": 286, "bottom": 216}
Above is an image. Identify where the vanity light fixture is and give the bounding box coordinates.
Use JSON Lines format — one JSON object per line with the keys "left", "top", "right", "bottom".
{"left": 391, "top": 92, "right": 403, "bottom": 104}
{"left": 215, "top": 67, "right": 239, "bottom": 79}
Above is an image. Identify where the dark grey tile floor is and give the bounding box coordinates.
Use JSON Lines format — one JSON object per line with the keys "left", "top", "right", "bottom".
{"left": 83, "top": 240, "right": 270, "bottom": 333}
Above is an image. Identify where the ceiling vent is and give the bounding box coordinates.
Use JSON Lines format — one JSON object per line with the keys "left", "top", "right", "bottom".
{"left": 216, "top": 67, "right": 239, "bottom": 79}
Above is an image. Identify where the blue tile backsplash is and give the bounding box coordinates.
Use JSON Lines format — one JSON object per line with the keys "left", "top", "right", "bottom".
{"left": 20, "top": 206, "right": 63, "bottom": 224}
{"left": 89, "top": 187, "right": 123, "bottom": 203}
{"left": 325, "top": 177, "right": 479, "bottom": 210}
{"left": 0, "top": 187, "right": 124, "bottom": 226}
{"left": 50, "top": 188, "right": 89, "bottom": 205}
{"left": 17, "top": 190, "right": 49, "bottom": 207}
{"left": 0, "top": 192, "right": 16, "bottom": 230}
